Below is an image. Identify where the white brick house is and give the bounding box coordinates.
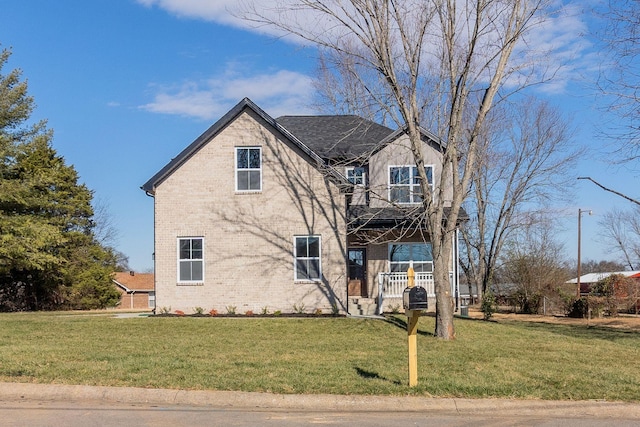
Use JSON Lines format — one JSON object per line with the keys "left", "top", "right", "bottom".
{"left": 142, "top": 98, "right": 463, "bottom": 315}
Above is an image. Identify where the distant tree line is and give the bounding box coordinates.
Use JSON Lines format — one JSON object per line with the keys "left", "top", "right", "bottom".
{"left": 0, "top": 47, "right": 120, "bottom": 311}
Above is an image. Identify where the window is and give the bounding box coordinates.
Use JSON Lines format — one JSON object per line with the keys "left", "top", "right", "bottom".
{"left": 389, "top": 243, "right": 433, "bottom": 273}
{"left": 389, "top": 165, "right": 433, "bottom": 204}
{"left": 178, "top": 237, "right": 204, "bottom": 282}
{"left": 236, "top": 147, "right": 262, "bottom": 191}
{"left": 346, "top": 166, "right": 366, "bottom": 186}
{"left": 294, "top": 236, "right": 321, "bottom": 281}
{"left": 148, "top": 291, "right": 156, "bottom": 309}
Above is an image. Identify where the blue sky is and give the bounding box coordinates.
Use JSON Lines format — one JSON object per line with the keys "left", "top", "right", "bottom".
{"left": 1, "top": 0, "right": 637, "bottom": 272}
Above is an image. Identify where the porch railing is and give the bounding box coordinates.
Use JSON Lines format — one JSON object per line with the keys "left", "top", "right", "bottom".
{"left": 377, "top": 271, "right": 454, "bottom": 315}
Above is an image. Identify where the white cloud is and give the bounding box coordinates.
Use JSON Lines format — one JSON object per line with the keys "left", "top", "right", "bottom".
{"left": 135, "top": 0, "right": 243, "bottom": 25}
{"left": 140, "top": 68, "right": 314, "bottom": 120}
{"left": 137, "top": 0, "right": 599, "bottom": 99}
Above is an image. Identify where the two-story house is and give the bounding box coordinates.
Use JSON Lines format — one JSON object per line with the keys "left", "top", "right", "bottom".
{"left": 142, "top": 98, "right": 462, "bottom": 315}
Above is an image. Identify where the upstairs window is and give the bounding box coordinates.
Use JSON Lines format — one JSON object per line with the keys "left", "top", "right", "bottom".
{"left": 294, "top": 236, "right": 321, "bottom": 281}
{"left": 346, "top": 166, "right": 366, "bottom": 186}
{"left": 236, "top": 147, "right": 262, "bottom": 191}
{"left": 178, "top": 237, "right": 204, "bottom": 282}
{"left": 389, "top": 165, "right": 433, "bottom": 204}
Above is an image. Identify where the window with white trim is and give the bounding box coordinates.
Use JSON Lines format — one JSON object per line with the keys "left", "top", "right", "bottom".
{"left": 389, "top": 165, "right": 433, "bottom": 204}
{"left": 389, "top": 243, "right": 433, "bottom": 273}
{"left": 294, "top": 235, "right": 321, "bottom": 281}
{"left": 346, "top": 166, "right": 366, "bottom": 186}
{"left": 178, "top": 237, "right": 204, "bottom": 282}
{"left": 235, "top": 147, "right": 262, "bottom": 191}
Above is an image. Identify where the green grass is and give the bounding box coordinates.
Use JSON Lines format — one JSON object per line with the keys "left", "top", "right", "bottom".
{"left": 0, "top": 312, "right": 638, "bottom": 401}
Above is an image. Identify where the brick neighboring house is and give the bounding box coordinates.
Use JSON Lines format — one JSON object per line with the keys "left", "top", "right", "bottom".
{"left": 112, "top": 272, "right": 155, "bottom": 310}
{"left": 142, "top": 98, "right": 464, "bottom": 315}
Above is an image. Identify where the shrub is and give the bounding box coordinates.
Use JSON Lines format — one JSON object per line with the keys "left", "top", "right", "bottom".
{"left": 481, "top": 291, "right": 496, "bottom": 320}
{"left": 261, "top": 306, "right": 269, "bottom": 315}
{"left": 314, "top": 308, "right": 323, "bottom": 315}
{"left": 245, "top": 310, "right": 254, "bottom": 316}
{"left": 158, "top": 306, "right": 171, "bottom": 315}
{"left": 293, "top": 303, "right": 306, "bottom": 314}
{"left": 225, "top": 305, "right": 237, "bottom": 315}
{"left": 567, "top": 297, "right": 587, "bottom": 318}
{"left": 193, "top": 306, "right": 205, "bottom": 315}
{"left": 512, "top": 289, "right": 542, "bottom": 314}
{"left": 174, "top": 310, "right": 185, "bottom": 316}
{"left": 331, "top": 303, "right": 340, "bottom": 315}
{"left": 209, "top": 309, "right": 218, "bottom": 316}
{"left": 273, "top": 310, "right": 282, "bottom": 316}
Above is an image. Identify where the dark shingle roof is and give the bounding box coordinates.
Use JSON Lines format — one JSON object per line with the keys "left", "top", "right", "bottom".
{"left": 348, "top": 206, "right": 469, "bottom": 229}
{"left": 276, "top": 115, "right": 395, "bottom": 160}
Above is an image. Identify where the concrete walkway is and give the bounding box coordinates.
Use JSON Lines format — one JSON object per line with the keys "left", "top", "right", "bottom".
{"left": 1, "top": 382, "right": 639, "bottom": 419}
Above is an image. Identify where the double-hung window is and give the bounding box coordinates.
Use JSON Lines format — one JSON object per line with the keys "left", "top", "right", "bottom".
{"left": 345, "top": 166, "right": 366, "bottom": 186}
{"left": 389, "top": 165, "right": 433, "bottom": 204}
{"left": 389, "top": 243, "right": 433, "bottom": 273}
{"left": 178, "top": 237, "right": 204, "bottom": 282}
{"left": 236, "top": 147, "right": 262, "bottom": 191}
{"left": 294, "top": 236, "right": 321, "bottom": 281}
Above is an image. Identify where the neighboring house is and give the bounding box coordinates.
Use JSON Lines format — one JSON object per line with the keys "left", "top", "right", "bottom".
{"left": 567, "top": 271, "right": 640, "bottom": 296}
{"left": 142, "top": 98, "right": 465, "bottom": 315}
{"left": 112, "top": 272, "right": 155, "bottom": 310}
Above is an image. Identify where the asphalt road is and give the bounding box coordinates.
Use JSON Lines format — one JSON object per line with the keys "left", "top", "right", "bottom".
{"left": 1, "top": 383, "right": 639, "bottom": 427}
{"left": 3, "top": 399, "right": 640, "bottom": 427}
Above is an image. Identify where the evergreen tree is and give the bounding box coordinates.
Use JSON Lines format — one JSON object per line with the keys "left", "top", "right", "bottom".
{"left": 0, "top": 47, "right": 119, "bottom": 310}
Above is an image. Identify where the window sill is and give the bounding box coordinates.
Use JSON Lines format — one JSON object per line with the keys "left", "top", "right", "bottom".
{"left": 295, "top": 279, "right": 322, "bottom": 284}
{"left": 177, "top": 282, "right": 204, "bottom": 286}
{"left": 235, "top": 191, "right": 262, "bottom": 195}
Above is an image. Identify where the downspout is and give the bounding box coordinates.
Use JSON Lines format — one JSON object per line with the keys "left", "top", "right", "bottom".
{"left": 144, "top": 189, "right": 157, "bottom": 314}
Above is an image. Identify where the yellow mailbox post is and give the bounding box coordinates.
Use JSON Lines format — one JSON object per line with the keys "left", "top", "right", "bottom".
{"left": 403, "top": 264, "right": 428, "bottom": 387}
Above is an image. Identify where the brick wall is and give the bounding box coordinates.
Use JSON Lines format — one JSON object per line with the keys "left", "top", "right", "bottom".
{"left": 153, "top": 109, "right": 348, "bottom": 315}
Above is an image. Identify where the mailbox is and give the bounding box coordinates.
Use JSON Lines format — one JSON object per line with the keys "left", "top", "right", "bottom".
{"left": 403, "top": 286, "right": 428, "bottom": 311}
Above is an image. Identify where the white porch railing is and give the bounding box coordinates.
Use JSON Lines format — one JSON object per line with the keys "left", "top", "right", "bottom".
{"left": 377, "top": 271, "right": 455, "bottom": 315}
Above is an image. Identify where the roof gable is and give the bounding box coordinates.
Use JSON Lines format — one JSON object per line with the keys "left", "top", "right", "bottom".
{"left": 141, "top": 98, "right": 347, "bottom": 194}
{"left": 113, "top": 272, "right": 154, "bottom": 292}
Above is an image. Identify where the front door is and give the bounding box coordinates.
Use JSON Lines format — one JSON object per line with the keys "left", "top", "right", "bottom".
{"left": 348, "top": 248, "right": 367, "bottom": 297}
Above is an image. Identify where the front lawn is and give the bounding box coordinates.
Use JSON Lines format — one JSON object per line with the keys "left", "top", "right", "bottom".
{"left": 0, "top": 312, "right": 638, "bottom": 401}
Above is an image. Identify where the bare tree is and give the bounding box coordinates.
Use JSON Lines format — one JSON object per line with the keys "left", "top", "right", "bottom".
{"left": 598, "top": 207, "right": 640, "bottom": 270}
{"left": 461, "top": 97, "right": 580, "bottom": 298}
{"left": 500, "top": 214, "right": 569, "bottom": 314}
{"left": 597, "top": 0, "right": 640, "bottom": 166}
{"left": 242, "top": 0, "right": 555, "bottom": 339}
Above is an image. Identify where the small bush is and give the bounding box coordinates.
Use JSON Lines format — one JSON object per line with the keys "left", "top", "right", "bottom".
{"left": 174, "top": 310, "right": 185, "bottom": 316}
{"left": 273, "top": 310, "right": 282, "bottom": 316}
{"left": 193, "top": 306, "right": 205, "bottom": 315}
{"left": 225, "top": 305, "right": 237, "bottom": 315}
{"left": 390, "top": 304, "right": 401, "bottom": 314}
{"left": 293, "top": 303, "right": 306, "bottom": 314}
{"left": 209, "top": 309, "right": 218, "bottom": 316}
{"left": 261, "top": 306, "right": 269, "bottom": 315}
{"left": 481, "top": 291, "right": 496, "bottom": 320}
{"left": 567, "top": 298, "right": 587, "bottom": 318}
{"left": 245, "top": 310, "right": 254, "bottom": 316}
{"left": 158, "top": 306, "right": 171, "bottom": 315}
{"left": 331, "top": 303, "right": 339, "bottom": 315}
{"left": 314, "top": 308, "right": 323, "bottom": 315}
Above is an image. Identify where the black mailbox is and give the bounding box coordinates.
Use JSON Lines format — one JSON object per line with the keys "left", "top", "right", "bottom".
{"left": 403, "top": 286, "right": 428, "bottom": 311}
